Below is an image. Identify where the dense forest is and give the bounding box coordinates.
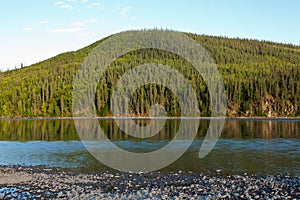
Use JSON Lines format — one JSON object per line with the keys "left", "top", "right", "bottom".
{"left": 0, "top": 30, "right": 300, "bottom": 117}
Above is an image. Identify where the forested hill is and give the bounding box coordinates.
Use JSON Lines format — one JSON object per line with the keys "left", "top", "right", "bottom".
{"left": 1, "top": 31, "right": 300, "bottom": 117}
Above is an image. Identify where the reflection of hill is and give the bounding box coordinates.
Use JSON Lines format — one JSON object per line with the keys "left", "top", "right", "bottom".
{"left": 222, "top": 120, "right": 300, "bottom": 139}
{"left": 0, "top": 120, "right": 78, "bottom": 141}
{"left": 0, "top": 119, "right": 299, "bottom": 141}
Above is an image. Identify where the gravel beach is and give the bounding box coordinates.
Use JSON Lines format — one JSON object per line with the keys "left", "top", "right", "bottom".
{"left": 0, "top": 165, "right": 299, "bottom": 199}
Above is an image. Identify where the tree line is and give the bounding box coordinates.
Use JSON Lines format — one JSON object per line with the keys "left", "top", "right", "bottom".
{"left": 0, "top": 31, "right": 299, "bottom": 117}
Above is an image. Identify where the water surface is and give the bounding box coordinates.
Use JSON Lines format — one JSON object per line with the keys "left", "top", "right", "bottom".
{"left": 0, "top": 119, "right": 299, "bottom": 175}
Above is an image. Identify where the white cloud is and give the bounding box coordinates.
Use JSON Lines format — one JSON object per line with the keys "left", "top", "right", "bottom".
{"left": 66, "top": 0, "right": 76, "bottom": 2}
{"left": 85, "top": 19, "right": 96, "bottom": 23}
{"left": 55, "top": 1, "right": 74, "bottom": 10}
{"left": 90, "top": 2, "right": 101, "bottom": 6}
{"left": 55, "top": 1, "right": 64, "bottom": 5}
{"left": 120, "top": 6, "right": 131, "bottom": 17}
{"left": 115, "top": 5, "right": 136, "bottom": 21}
{"left": 50, "top": 27, "right": 83, "bottom": 33}
{"left": 72, "top": 22, "right": 84, "bottom": 26}
{"left": 22, "top": 20, "right": 48, "bottom": 32}
{"left": 23, "top": 27, "right": 33, "bottom": 32}
{"left": 60, "top": 4, "right": 74, "bottom": 10}
{"left": 72, "top": 19, "right": 96, "bottom": 26}
{"left": 88, "top": 2, "right": 103, "bottom": 10}
{"left": 37, "top": 20, "right": 49, "bottom": 25}
{"left": 82, "top": 0, "right": 88, "bottom": 3}
{"left": 115, "top": 5, "right": 132, "bottom": 18}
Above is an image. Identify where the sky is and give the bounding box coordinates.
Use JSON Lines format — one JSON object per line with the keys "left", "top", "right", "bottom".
{"left": 1, "top": 0, "right": 300, "bottom": 70}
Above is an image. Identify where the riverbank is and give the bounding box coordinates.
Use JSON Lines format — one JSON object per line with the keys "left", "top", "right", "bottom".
{"left": 1, "top": 116, "right": 300, "bottom": 121}
{"left": 0, "top": 166, "right": 299, "bottom": 199}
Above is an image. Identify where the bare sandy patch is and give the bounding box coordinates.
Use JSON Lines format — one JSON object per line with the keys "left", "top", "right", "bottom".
{"left": 0, "top": 171, "right": 33, "bottom": 184}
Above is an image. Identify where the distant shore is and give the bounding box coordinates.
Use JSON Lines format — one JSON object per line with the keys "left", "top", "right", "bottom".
{"left": 1, "top": 116, "right": 300, "bottom": 121}
{"left": 0, "top": 165, "right": 299, "bottom": 199}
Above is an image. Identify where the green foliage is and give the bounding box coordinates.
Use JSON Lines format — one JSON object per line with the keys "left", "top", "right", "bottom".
{"left": 0, "top": 31, "right": 300, "bottom": 117}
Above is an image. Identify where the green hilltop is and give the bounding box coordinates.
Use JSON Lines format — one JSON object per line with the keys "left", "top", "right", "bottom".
{"left": 1, "top": 31, "right": 300, "bottom": 117}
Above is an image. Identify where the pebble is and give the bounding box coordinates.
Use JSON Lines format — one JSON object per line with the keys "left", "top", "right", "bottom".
{"left": 0, "top": 165, "right": 299, "bottom": 199}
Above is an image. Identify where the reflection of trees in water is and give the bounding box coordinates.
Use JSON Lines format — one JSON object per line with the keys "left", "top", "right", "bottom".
{"left": 0, "top": 120, "right": 78, "bottom": 141}
{"left": 222, "top": 120, "right": 300, "bottom": 139}
{"left": 78, "top": 120, "right": 200, "bottom": 141}
{"left": 0, "top": 119, "right": 299, "bottom": 141}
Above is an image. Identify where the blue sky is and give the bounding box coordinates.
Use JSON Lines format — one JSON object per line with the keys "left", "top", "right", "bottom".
{"left": 1, "top": 0, "right": 300, "bottom": 70}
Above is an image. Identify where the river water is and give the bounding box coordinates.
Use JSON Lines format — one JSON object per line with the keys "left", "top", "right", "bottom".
{"left": 0, "top": 119, "right": 299, "bottom": 175}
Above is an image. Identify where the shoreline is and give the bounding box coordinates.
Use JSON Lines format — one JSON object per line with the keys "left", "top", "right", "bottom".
{"left": 1, "top": 116, "right": 300, "bottom": 121}
{"left": 0, "top": 165, "right": 299, "bottom": 199}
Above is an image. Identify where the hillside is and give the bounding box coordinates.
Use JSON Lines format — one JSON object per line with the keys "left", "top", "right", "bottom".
{"left": 1, "top": 30, "right": 300, "bottom": 117}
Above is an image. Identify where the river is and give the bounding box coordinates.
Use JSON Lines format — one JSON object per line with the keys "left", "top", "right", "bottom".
{"left": 0, "top": 119, "right": 299, "bottom": 175}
